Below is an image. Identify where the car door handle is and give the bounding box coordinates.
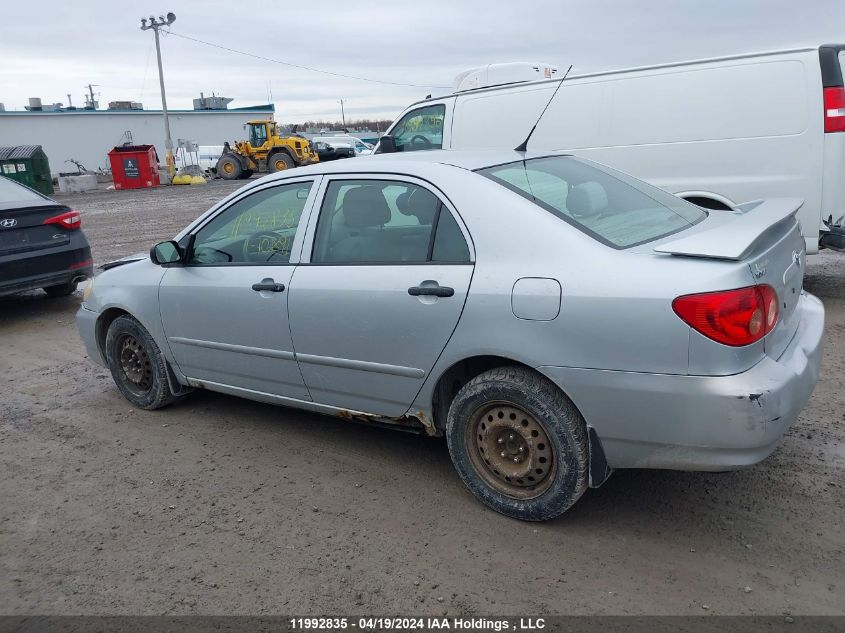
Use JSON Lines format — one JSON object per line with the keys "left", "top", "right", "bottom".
{"left": 408, "top": 285, "right": 454, "bottom": 298}
{"left": 251, "top": 281, "right": 285, "bottom": 292}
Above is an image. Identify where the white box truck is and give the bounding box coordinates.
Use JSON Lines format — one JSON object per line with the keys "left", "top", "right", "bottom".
{"left": 376, "top": 46, "right": 845, "bottom": 253}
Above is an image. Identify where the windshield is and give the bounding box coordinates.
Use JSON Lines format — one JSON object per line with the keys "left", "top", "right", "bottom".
{"left": 0, "top": 176, "right": 43, "bottom": 203}
{"left": 478, "top": 156, "right": 706, "bottom": 249}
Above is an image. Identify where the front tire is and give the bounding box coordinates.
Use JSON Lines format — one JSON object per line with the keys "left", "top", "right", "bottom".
{"left": 43, "top": 281, "right": 78, "bottom": 297}
{"left": 446, "top": 366, "right": 589, "bottom": 521}
{"left": 268, "top": 152, "right": 294, "bottom": 173}
{"left": 105, "top": 315, "right": 178, "bottom": 410}
{"left": 216, "top": 155, "right": 242, "bottom": 180}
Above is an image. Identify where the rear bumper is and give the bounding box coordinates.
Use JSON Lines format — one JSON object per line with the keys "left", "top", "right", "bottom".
{"left": 540, "top": 292, "right": 824, "bottom": 470}
{"left": 0, "top": 267, "right": 92, "bottom": 296}
{"left": 0, "top": 235, "right": 93, "bottom": 296}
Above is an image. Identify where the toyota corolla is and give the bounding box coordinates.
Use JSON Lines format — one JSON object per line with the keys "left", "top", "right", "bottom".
{"left": 76, "top": 150, "right": 823, "bottom": 521}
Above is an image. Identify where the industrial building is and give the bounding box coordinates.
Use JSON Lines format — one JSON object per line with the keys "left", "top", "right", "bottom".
{"left": 0, "top": 101, "right": 275, "bottom": 175}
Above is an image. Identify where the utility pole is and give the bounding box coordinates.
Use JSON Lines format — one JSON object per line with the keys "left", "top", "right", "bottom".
{"left": 140, "top": 12, "right": 177, "bottom": 177}
{"left": 339, "top": 99, "right": 346, "bottom": 129}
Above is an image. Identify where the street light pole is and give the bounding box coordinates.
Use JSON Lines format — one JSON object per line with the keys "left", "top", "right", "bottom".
{"left": 141, "top": 12, "right": 176, "bottom": 178}
{"left": 339, "top": 99, "right": 346, "bottom": 129}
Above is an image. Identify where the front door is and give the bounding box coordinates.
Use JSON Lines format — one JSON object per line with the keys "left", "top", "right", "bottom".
{"left": 159, "top": 178, "right": 317, "bottom": 399}
{"left": 288, "top": 176, "right": 474, "bottom": 417}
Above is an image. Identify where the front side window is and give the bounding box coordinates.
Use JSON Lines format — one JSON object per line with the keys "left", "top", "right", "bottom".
{"left": 478, "top": 156, "right": 706, "bottom": 249}
{"left": 390, "top": 104, "right": 445, "bottom": 152}
{"left": 312, "top": 179, "right": 470, "bottom": 264}
{"left": 189, "top": 181, "right": 313, "bottom": 265}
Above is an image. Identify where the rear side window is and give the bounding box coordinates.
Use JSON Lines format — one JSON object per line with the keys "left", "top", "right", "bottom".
{"left": 389, "top": 104, "right": 446, "bottom": 152}
{"left": 312, "top": 179, "right": 470, "bottom": 264}
{"left": 0, "top": 176, "right": 43, "bottom": 203}
{"left": 478, "top": 156, "right": 705, "bottom": 249}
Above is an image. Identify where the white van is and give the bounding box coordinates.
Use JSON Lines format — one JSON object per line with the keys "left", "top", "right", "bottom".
{"left": 377, "top": 46, "right": 845, "bottom": 253}
{"left": 175, "top": 145, "right": 224, "bottom": 174}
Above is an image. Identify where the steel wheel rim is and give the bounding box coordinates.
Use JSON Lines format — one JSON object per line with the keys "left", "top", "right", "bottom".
{"left": 222, "top": 162, "right": 234, "bottom": 174}
{"left": 273, "top": 158, "right": 287, "bottom": 171}
{"left": 116, "top": 334, "right": 153, "bottom": 397}
{"left": 465, "top": 402, "right": 557, "bottom": 500}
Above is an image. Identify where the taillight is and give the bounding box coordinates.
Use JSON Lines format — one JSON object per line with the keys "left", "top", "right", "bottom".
{"left": 673, "top": 285, "right": 779, "bottom": 347}
{"left": 44, "top": 210, "right": 81, "bottom": 230}
{"left": 824, "top": 86, "right": 845, "bottom": 133}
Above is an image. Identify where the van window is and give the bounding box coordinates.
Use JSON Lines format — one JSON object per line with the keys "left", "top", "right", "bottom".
{"left": 390, "top": 104, "right": 445, "bottom": 152}
{"left": 479, "top": 156, "right": 705, "bottom": 249}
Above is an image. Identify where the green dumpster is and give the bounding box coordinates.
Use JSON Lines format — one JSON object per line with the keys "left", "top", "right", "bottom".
{"left": 0, "top": 145, "right": 54, "bottom": 195}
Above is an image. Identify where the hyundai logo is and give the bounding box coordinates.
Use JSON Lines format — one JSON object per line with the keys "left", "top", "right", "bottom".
{"left": 0, "top": 218, "right": 18, "bottom": 228}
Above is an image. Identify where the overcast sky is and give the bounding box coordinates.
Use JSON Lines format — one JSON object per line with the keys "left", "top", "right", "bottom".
{"left": 1, "top": 0, "right": 843, "bottom": 123}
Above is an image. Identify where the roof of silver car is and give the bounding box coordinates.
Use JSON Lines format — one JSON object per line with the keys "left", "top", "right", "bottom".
{"left": 265, "top": 149, "right": 569, "bottom": 181}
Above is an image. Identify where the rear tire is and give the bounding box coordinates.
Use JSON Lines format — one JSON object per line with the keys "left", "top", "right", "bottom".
{"left": 216, "top": 155, "right": 242, "bottom": 180}
{"left": 268, "top": 152, "right": 294, "bottom": 173}
{"left": 105, "top": 315, "right": 178, "bottom": 410}
{"left": 43, "top": 281, "right": 77, "bottom": 297}
{"left": 446, "top": 366, "right": 589, "bottom": 521}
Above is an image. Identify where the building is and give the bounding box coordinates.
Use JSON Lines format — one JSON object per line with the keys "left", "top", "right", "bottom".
{"left": 0, "top": 104, "right": 275, "bottom": 175}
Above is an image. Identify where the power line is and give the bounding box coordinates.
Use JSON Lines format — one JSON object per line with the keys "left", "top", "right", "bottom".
{"left": 138, "top": 35, "right": 154, "bottom": 103}
{"left": 165, "top": 30, "right": 450, "bottom": 90}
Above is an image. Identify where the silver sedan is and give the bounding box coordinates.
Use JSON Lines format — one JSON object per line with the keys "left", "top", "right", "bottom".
{"left": 76, "top": 150, "right": 824, "bottom": 521}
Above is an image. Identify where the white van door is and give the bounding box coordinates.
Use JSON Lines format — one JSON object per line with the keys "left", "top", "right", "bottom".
{"left": 379, "top": 102, "right": 451, "bottom": 152}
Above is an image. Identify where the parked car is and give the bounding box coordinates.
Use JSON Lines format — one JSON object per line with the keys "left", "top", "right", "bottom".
{"left": 76, "top": 150, "right": 823, "bottom": 521}
{"left": 312, "top": 140, "right": 356, "bottom": 162}
{"left": 376, "top": 45, "right": 845, "bottom": 255}
{"left": 313, "top": 135, "right": 374, "bottom": 155}
{"left": 0, "top": 175, "right": 93, "bottom": 297}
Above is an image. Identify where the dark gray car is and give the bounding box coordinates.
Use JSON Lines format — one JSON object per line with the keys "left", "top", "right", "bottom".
{"left": 0, "top": 176, "right": 93, "bottom": 297}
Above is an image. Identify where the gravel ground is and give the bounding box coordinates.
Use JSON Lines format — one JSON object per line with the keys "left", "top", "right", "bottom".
{"left": 1, "top": 181, "right": 843, "bottom": 615}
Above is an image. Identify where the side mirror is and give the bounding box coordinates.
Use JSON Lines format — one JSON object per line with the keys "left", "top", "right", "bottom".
{"left": 377, "top": 135, "right": 397, "bottom": 154}
{"left": 150, "top": 240, "right": 183, "bottom": 266}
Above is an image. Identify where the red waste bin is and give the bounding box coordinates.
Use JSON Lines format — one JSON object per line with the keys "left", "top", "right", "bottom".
{"left": 108, "top": 145, "right": 161, "bottom": 190}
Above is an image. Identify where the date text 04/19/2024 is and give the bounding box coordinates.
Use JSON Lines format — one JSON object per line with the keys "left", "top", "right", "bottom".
{"left": 289, "top": 617, "right": 546, "bottom": 630}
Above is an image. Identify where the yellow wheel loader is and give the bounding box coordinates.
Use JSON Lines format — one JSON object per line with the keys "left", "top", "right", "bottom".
{"left": 216, "top": 120, "right": 319, "bottom": 180}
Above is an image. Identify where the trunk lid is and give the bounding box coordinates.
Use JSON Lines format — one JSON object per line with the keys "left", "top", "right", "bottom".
{"left": 654, "top": 198, "right": 805, "bottom": 359}
{"left": 0, "top": 203, "right": 71, "bottom": 256}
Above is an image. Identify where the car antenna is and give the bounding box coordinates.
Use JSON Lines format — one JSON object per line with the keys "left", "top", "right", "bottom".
{"left": 514, "top": 64, "right": 573, "bottom": 152}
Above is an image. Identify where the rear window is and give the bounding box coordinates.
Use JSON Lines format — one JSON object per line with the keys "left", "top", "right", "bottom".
{"left": 0, "top": 176, "right": 44, "bottom": 204}
{"left": 478, "top": 156, "right": 705, "bottom": 248}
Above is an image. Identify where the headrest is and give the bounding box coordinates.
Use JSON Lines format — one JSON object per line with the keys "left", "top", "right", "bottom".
{"left": 398, "top": 188, "right": 439, "bottom": 225}
{"left": 341, "top": 186, "right": 391, "bottom": 228}
{"left": 567, "top": 182, "right": 608, "bottom": 217}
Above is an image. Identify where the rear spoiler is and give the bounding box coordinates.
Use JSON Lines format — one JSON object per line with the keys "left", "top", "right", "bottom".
{"left": 654, "top": 198, "right": 803, "bottom": 261}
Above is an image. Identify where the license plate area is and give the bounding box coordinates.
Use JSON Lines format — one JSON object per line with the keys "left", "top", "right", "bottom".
{"left": 0, "top": 226, "right": 69, "bottom": 254}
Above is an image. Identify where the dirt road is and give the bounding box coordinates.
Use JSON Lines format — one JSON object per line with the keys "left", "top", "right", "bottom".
{"left": 1, "top": 183, "right": 843, "bottom": 615}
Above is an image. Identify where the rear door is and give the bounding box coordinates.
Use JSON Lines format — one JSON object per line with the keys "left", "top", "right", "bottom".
{"left": 820, "top": 44, "right": 845, "bottom": 239}
{"left": 288, "top": 175, "right": 474, "bottom": 416}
